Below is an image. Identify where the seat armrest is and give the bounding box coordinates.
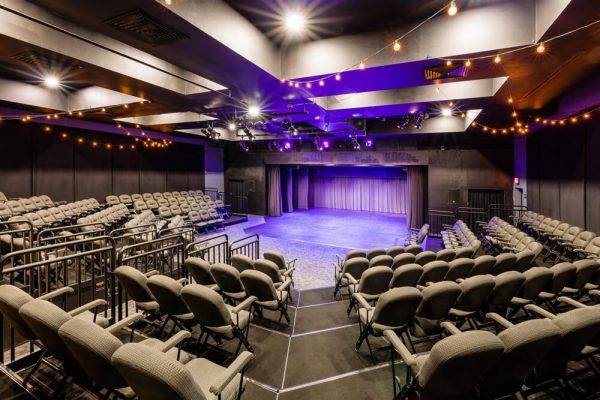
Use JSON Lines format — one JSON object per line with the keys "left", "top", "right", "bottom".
{"left": 286, "top": 259, "right": 297, "bottom": 268}
{"left": 440, "top": 321, "right": 461, "bottom": 335}
{"left": 158, "top": 330, "right": 192, "bottom": 353}
{"left": 144, "top": 270, "right": 160, "bottom": 277}
{"left": 39, "top": 286, "right": 74, "bottom": 301}
{"left": 344, "top": 273, "right": 359, "bottom": 285}
{"left": 68, "top": 299, "right": 107, "bottom": 317}
{"left": 232, "top": 296, "right": 257, "bottom": 314}
{"left": 524, "top": 304, "right": 556, "bottom": 319}
{"left": 282, "top": 267, "right": 296, "bottom": 277}
{"left": 485, "top": 312, "right": 514, "bottom": 328}
{"left": 353, "top": 293, "right": 372, "bottom": 311}
{"left": 106, "top": 313, "right": 144, "bottom": 335}
{"left": 557, "top": 296, "right": 586, "bottom": 309}
{"left": 210, "top": 351, "right": 255, "bottom": 396}
{"left": 176, "top": 277, "right": 187, "bottom": 285}
{"left": 277, "top": 279, "right": 292, "bottom": 292}
{"left": 384, "top": 330, "right": 416, "bottom": 367}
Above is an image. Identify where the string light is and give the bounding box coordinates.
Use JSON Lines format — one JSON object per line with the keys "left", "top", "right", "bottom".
{"left": 335, "top": 73, "right": 341, "bottom": 81}
{"left": 536, "top": 42, "right": 545, "bottom": 53}
{"left": 359, "top": 61, "right": 365, "bottom": 70}
{"left": 494, "top": 55, "right": 501, "bottom": 64}
{"left": 448, "top": 0, "right": 458, "bottom": 16}
{"left": 465, "top": 60, "right": 471, "bottom": 67}
{"left": 393, "top": 40, "right": 401, "bottom": 52}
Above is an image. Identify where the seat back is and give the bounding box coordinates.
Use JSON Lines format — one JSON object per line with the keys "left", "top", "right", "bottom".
{"left": 184, "top": 257, "right": 216, "bottom": 286}
{"left": 436, "top": 249, "right": 456, "bottom": 262}
{"left": 481, "top": 319, "right": 561, "bottom": 399}
{"left": 572, "top": 231, "right": 596, "bottom": 249}
{"left": 240, "top": 270, "right": 277, "bottom": 302}
{"left": 583, "top": 237, "right": 600, "bottom": 256}
{"left": 418, "top": 331, "right": 504, "bottom": 398}
{"left": 389, "top": 264, "right": 423, "bottom": 288}
{"left": 230, "top": 254, "right": 255, "bottom": 272}
{"left": 210, "top": 263, "right": 245, "bottom": 295}
{"left": 147, "top": 275, "right": 190, "bottom": 317}
{"left": 134, "top": 201, "right": 148, "bottom": 211}
{"left": 372, "top": 287, "right": 422, "bottom": 327}
{"left": 344, "top": 249, "right": 367, "bottom": 261}
{"left": 0, "top": 285, "right": 37, "bottom": 340}
{"left": 114, "top": 266, "right": 156, "bottom": 304}
{"left": 454, "top": 275, "right": 495, "bottom": 312}
{"left": 416, "top": 281, "right": 462, "bottom": 321}
{"left": 341, "top": 257, "right": 369, "bottom": 280}
{"left": 492, "top": 253, "right": 517, "bottom": 276}
{"left": 357, "top": 266, "right": 393, "bottom": 295}
{"left": 112, "top": 343, "right": 205, "bottom": 400}
{"left": 418, "top": 261, "right": 450, "bottom": 285}
{"left": 455, "top": 247, "right": 475, "bottom": 259}
{"left": 263, "top": 250, "right": 287, "bottom": 271}
{"left": 59, "top": 318, "right": 128, "bottom": 391}
{"left": 254, "top": 258, "right": 284, "bottom": 284}
{"left": 365, "top": 247, "right": 386, "bottom": 260}
{"left": 369, "top": 254, "right": 393, "bottom": 268}
{"left": 181, "top": 284, "right": 231, "bottom": 328}
{"left": 415, "top": 251, "right": 437, "bottom": 266}
{"left": 513, "top": 250, "right": 535, "bottom": 272}
{"left": 570, "top": 259, "right": 599, "bottom": 290}
{"left": 105, "top": 195, "right": 120, "bottom": 205}
{"left": 445, "top": 259, "right": 474, "bottom": 282}
{"left": 489, "top": 271, "right": 525, "bottom": 307}
{"left": 19, "top": 198, "right": 36, "bottom": 212}
{"left": 404, "top": 244, "right": 423, "bottom": 255}
{"left": 386, "top": 246, "right": 405, "bottom": 258}
{"left": 6, "top": 200, "right": 25, "bottom": 214}
{"left": 547, "top": 263, "right": 577, "bottom": 294}
{"left": 392, "top": 253, "right": 416, "bottom": 270}
{"left": 519, "top": 267, "right": 553, "bottom": 300}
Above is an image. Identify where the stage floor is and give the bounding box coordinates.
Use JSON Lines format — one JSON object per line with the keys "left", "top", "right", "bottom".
{"left": 244, "top": 208, "right": 408, "bottom": 249}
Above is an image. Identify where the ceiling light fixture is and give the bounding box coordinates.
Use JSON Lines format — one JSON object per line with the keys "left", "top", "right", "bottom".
{"left": 247, "top": 105, "right": 261, "bottom": 118}
{"left": 441, "top": 108, "right": 452, "bottom": 117}
{"left": 393, "top": 40, "right": 401, "bottom": 52}
{"left": 448, "top": 1, "right": 458, "bottom": 16}
{"left": 228, "top": 122, "right": 237, "bottom": 131}
{"left": 284, "top": 11, "right": 306, "bottom": 34}
{"left": 44, "top": 75, "right": 60, "bottom": 88}
{"left": 536, "top": 42, "right": 545, "bottom": 53}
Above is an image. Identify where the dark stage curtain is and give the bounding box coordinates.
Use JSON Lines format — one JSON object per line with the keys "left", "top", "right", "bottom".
{"left": 296, "top": 167, "right": 309, "bottom": 210}
{"left": 267, "top": 165, "right": 282, "bottom": 216}
{"left": 309, "top": 167, "right": 407, "bottom": 214}
{"left": 282, "top": 167, "right": 294, "bottom": 213}
{"left": 407, "top": 166, "right": 428, "bottom": 229}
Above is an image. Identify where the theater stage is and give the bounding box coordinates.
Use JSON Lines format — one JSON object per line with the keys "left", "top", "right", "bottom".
{"left": 244, "top": 208, "right": 408, "bottom": 250}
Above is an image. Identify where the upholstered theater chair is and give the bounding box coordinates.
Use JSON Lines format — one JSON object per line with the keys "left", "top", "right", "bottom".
{"left": 508, "top": 267, "right": 553, "bottom": 318}
{"left": 368, "top": 254, "right": 394, "bottom": 268}
{"left": 240, "top": 269, "right": 291, "bottom": 324}
{"left": 513, "top": 250, "right": 536, "bottom": 272}
{"left": 105, "top": 195, "right": 120, "bottom": 205}
{"left": 230, "top": 254, "right": 255, "bottom": 272}
{"left": 365, "top": 247, "right": 387, "bottom": 260}
{"left": 59, "top": 315, "right": 191, "bottom": 399}
{"left": 147, "top": 275, "right": 195, "bottom": 337}
{"left": 536, "top": 263, "right": 577, "bottom": 309}
{"left": 334, "top": 257, "right": 369, "bottom": 299}
{"left": 386, "top": 246, "right": 405, "bottom": 258}
{"left": 558, "top": 259, "right": 598, "bottom": 299}
{"left": 476, "top": 315, "right": 562, "bottom": 400}
{"left": 210, "top": 263, "right": 248, "bottom": 304}
{"left": 485, "top": 271, "right": 525, "bottom": 317}
{"left": 263, "top": 250, "right": 297, "bottom": 282}
{"left": 491, "top": 253, "right": 517, "bottom": 275}
{"left": 391, "top": 253, "right": 416, "bottom": 270}
{"left": 448, "top": 275, "right": 495, "bottom": 329}
{"left": 404, "top": 244, "right": 423, "bottom": 255}
{"left": 411, "top": 281, "right": 462, "bottom": 340}
{"left": 385, "top": 329, "right": 504, "bottom": 400}
{"left": 181, "top": 284, "right": 255, "bottom": 355}
{"left": 469, "top": 255, "right": 496, "bottom": 276}
{"left": 355, "top": 287, "right": 422, "bottom": 362}
{"left": 114, "top": 266, "right": 160, "bottom": 315}
{"left": 112, "top": 342, "right": 254, "bottom": 400}
{"left": 415, "top": 250, "right": 437, "bottom": 266}
{"left": 417, "top": 261, "right": 450, "bottom": 288}
{"left": 347, "top": 266, "right": 393, "bottom": 315}
{"left": 184, "top": 257, "right": 219, "bottom": 290}
{"left": 454, "top": 247, "right": 476, "bottom": 259}
{"left": 389, "top": 264, "right": 423, "bottom": 289}
{"left": 444, "top": 258, "right": 474, "bottom": 282}
{"left": 435, "top": 248, "right": 456, "bottom": 262}
{"left": 336, "top": 249, "right": 367, "bottom": 268}
{"left": 254, "top": 258, "right": 294, "bottom": 294}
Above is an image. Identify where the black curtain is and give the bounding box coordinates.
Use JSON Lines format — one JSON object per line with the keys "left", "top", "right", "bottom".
{"left": 407, "top": 166, "right": 428, "bottom": 229}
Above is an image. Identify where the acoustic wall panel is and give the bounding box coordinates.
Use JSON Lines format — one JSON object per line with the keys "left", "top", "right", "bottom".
{"left": 112, "top": 149, "right": 140, "bottom": 195}
{"left": 558, "top": 125, "right": 585, "bottom": 227}
{"left": 0, "top": 127, "right": 33, "bottom": 198}
{"left": 74, "top": 135, "right": 112, "bottom": 201}
{"left": 586, "top": 118, "right": 600, "bottom": 232}
{"left": 33, "top": 133, "right": 75, "bottom": 202}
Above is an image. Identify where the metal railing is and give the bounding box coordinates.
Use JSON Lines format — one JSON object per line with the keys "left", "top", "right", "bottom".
{"left": 230, "top": 234, "right": 260, "bottom": 260}
{"left": 36, "top": 222, "right": 106, "bottom": 247}
{"left": 427, "top": 210, "right": 456, "bottom": 238}
{"left": 203, "top": 188, "right": 220, "bottom": 201}
{"left": 0, "top": 220, "right": 34, "bottom": 258}
{"left": 488, "top": 204, "right": 528, "bottom": 225}
{"left": 457, "top": 207, "right": 488, "bottom": 232}
{"left": 0, "top": 237, "right": 116, "bottom": 363}
{"left": 159, "top": 224, "right": 195, "bottom": 247}
{"left": 186, "top": 234, "right": 229, "bottom": 264}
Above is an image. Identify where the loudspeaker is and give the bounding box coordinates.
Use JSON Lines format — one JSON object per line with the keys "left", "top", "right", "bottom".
{"left": 448, "top": 189, "right": 460, "bottom": 204}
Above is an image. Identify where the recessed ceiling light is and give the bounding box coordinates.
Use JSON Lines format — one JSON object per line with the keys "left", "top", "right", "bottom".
{"left": 248, "top": 105, "right": 261, "bottom": 117}
{"left": 441, "top": 108, "right": 452, "bottom": 117}
{"left": 284, "top": 11, "right": 305, "bottom": 34}
{"left": 44, "top": 76, "right": 60, "bottom": 88}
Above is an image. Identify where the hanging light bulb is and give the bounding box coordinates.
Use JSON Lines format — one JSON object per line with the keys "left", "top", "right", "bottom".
{"left": 465, "top": 60, "right": 471, "bottom": 67}
{"left": 536, "top": 42, "right": 545, "bottom": 53}
{"left": 359, "top": 61, "right": 365, "bottom": 70}
{"left": 319, "top": 80, "right": 325, "bottom": 86}
{"left": 393, "top": 40, "right": 401, "bottom": 52}
{"left": 494, "top": 54, "right": 501, "bottom": 64}
{"left": 448, "top": 0, "right": 458, "bottom": 16}
{"left": 335, "top": 73, "right": 341, "bottom": 81}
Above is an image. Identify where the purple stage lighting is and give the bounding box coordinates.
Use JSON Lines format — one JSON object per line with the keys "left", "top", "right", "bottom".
{"left": 365, "top": 139, "right": 373, "bottom": 147}
{"left": 322, "top": 140, "right": 330, "bottom": 149}
{"left": 284, "top": 141, "right": 291, "bottom": 150}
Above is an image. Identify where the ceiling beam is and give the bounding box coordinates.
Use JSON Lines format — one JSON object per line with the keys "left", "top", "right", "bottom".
{"left": 116, "top": 112, "right": 216, "bottom": 126}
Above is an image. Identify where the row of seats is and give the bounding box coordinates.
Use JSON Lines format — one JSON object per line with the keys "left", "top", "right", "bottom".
{"left": 519, "top": 210, "right": 600, "bottom": 263}
{"left": 0, "top": 193, "right": 57, "bottom": 216}
{"left": 105, "top": 190, "right": 207, "bottom": 206}
{"left": 403, "top": 223, "right": 429, "bottom": 246}
{"left": 0, "top": 283, "right": 253, "bottom": 400}
{"left": 0, "top": 198, "right": 101, "bottom": 227}
{"left": 441, "top": 219, "right": 482, "bottom": 252}
{"left": 385, "top": 301, "right": 600, "bottom": 399}
{"left": 480, "top": 217, "right": 543, "bottom": 259}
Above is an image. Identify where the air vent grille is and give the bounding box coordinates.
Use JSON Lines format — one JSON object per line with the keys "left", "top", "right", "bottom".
{"left": 424, "top": 63, "right": 467, "bottom": 80}
{"left": 11, "top": 51, "right": 83, "bottom": 70}
{"left": 105, "top": 9, "right": 187, "bottom": 45}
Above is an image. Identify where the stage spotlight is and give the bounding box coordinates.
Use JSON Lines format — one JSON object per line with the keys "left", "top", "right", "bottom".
{"left": 441, "top": 108, "right": 452, "bottom": 117}
{"left": 314, "top": 136, "right": 324, "bottom": 151}
{"left": 284, "top": 11, "right": 305, "bottom": 34}
{"left": 228, "top": 122, "right": 237, "bottom": 131}
{"left": 397, "top": 115, "right": 412, "bottom": 129}
{"left": 247, "top": 105, "right": 261, "bottom": 118}
{"left": 350, "top": 136, "right": 361, "bottom": 150}
{"left": 243, "top": 126, "right": 255, "bottom": 141}
{"left": 44, "top": 75, "right": 60, "bottom": 88}
{"left": 322, "top": 140, "right": 330, "bottom": 149}
{"left": 365, "top": 139, "right": 373, "bottom": 148}
{"left": 240, "top": 141, "right": 249, "bottom": 152}
{"left": 284, "top": 141, "right": 292, "bottom": 150}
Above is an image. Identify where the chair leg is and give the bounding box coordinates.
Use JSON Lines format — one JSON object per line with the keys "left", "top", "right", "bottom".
{"left": 279, "top": 304, "right": 291, "bottom": 324}
{"left": 355, "top": 322, "right": 372, "bottom": 351}
{"left": 364, "top": 334, "right": 376, "bottom": 365}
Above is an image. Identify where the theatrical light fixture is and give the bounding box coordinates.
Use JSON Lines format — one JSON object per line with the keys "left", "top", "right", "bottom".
{"left": 239, "top": 141, "right": 249, "bottom": 152}
{"left": 243, "top": 126, "right": 255, "bottom": 141}
{"left": 44, "top": 75, "right": 60, "bottom": 88}
{"left": 284, "top": 11, "right": 306, "bottom": 34}
{"left": 350, "top": 136, "right": 361, "bottom": 150}
{"left": 441, "top": 108, "right": 452, "bottom": 117}
{"left": 414, "top": 113, "right": 425, "bottom": 129}
{"left": 397, "top": 115, "right": 411, "bottom": 129}
{"left": 284, "top": 141, "right": 292, "bottom": 150}
{"left": 448, "top": 1, "right": 458, "bottom": 16}
{"left": 359, "top": 61, "right": 365, "bottom": 70}
{"left": 365, "top": 139, "right": 373, "bottom": 148}
{"left": 465, "top": 60, "right": 472, "bottom": 67}
{"left": 247, "top": 105, "right": 261, "bottom": 118}
{"left": 319, "top": 80, "right": 325, "bottom": 86}
{"left": 335, "top": 73, "right": 341, "bottom": 81}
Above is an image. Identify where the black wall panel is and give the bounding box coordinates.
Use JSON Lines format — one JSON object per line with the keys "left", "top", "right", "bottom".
{"left": 558, "top": 126, "right": 585, "bottom": 227}
{"left": 526, "top": 135, "right": 540, "bottom": 211}
{"left": 0, "top": 122, "right": 205, "bottom": 202}
{"left": 586, "top": 117, "right": 600, "bottom": 232}
{"left": 537, "top": 132, "right": 561, "bottom": 218}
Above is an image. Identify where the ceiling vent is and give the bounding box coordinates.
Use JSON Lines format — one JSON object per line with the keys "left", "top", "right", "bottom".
{"left": 11, "top": 51, "right": 83, "bottom": 70}
{"left": 105, "top": 9, "right": 188, "bottom": 45}
{"left": 423, "top": 63, "right": 467, "bottom": 80}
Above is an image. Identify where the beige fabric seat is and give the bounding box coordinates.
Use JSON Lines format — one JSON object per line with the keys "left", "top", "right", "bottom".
{"left": 336, "top": 249, "right": 367, "bottom": 268}
{"left": 469, "top": 255, "right": 496, "bottom": 276}
{"left": 508, "top": 267, "right": 553, "bottom": 317}
{"left": 368, "top": 254, "right": 394, "bottom": 268}
{"left": 106, "top": 195, "right": 120, "bottom": 205}
{"left": 181, "top": 284, "right": 255, "bottom": 355}
{"left": 486, "top": 271, "right": 525, "bottom": 316}
{"left": 444, "top": 258, "right": 474, "bottom": 282}
{"left": 365, "top": 247, "right": 386, "bottom": 260}
{"left": 491, "top": 253, "right": 517, "bottom": 275}
{"left": 114, "top": 266, "right": 160, "bottom": 313}
{"left": 112, "top": 342, "right": 254, "bottom": 400}
{"left": 411, "top": 281, "right": 462, "bottom": 338}
{"left": 355, "top": 287, "right": 422, "bottom": 362}
{"left": 435, "top": 248, "right": 456, "bottom": 262}
{"left": 389, "top": 264, "right": 423, "bottom": 288}
{"left": 230, "top": 254, "right": 254, "bottom": 272}
{"left": 263, "top": 250, "right": 297, "bottom": 282}
{"left": 386, "top": 246, "right": 405, "bottom": 258}
{"left": 417, "top": 261, "right": 450, "bottom": 287}
{"left": 240, "top": 269, "right": 291, "bottom": 324}
{"left": 391, "top": 253, "right": 416, "bottom": 270}
{"left": 334, "top": 257, "right": 369, "bottom": 299}
{"left": 210, "top": 263, "right": 247, "bottom": 304}
{"left": 347, "top": 266, "right": 393, "bottom": 315}
{"left": 560, "top": 259, "right": 599, "bottom": 298}
{"left": 147, "top": 275, "right": 195, "bottom": 336}
{"left": 448, "top": 275, "right": 495, "bottom": 329}
{"left": 404, "top": 244, "right": 423, "bottom": 255}
{"left": 254, "top": 258, "right": 294, "bottom": 297}
{"left": 537, "top": 263, "right": 577, "bottom": 306}
{"left": 184, "top": 257, "right": 219, "bottom": 290}
{"left": 385, "top": 329, "right": 504, "bottom": 400}
{"left": 415, "top": 250, "right": 437, "bottom": 266}
{"left": 59, "top": 316, "right": 190, "bottom": 399}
